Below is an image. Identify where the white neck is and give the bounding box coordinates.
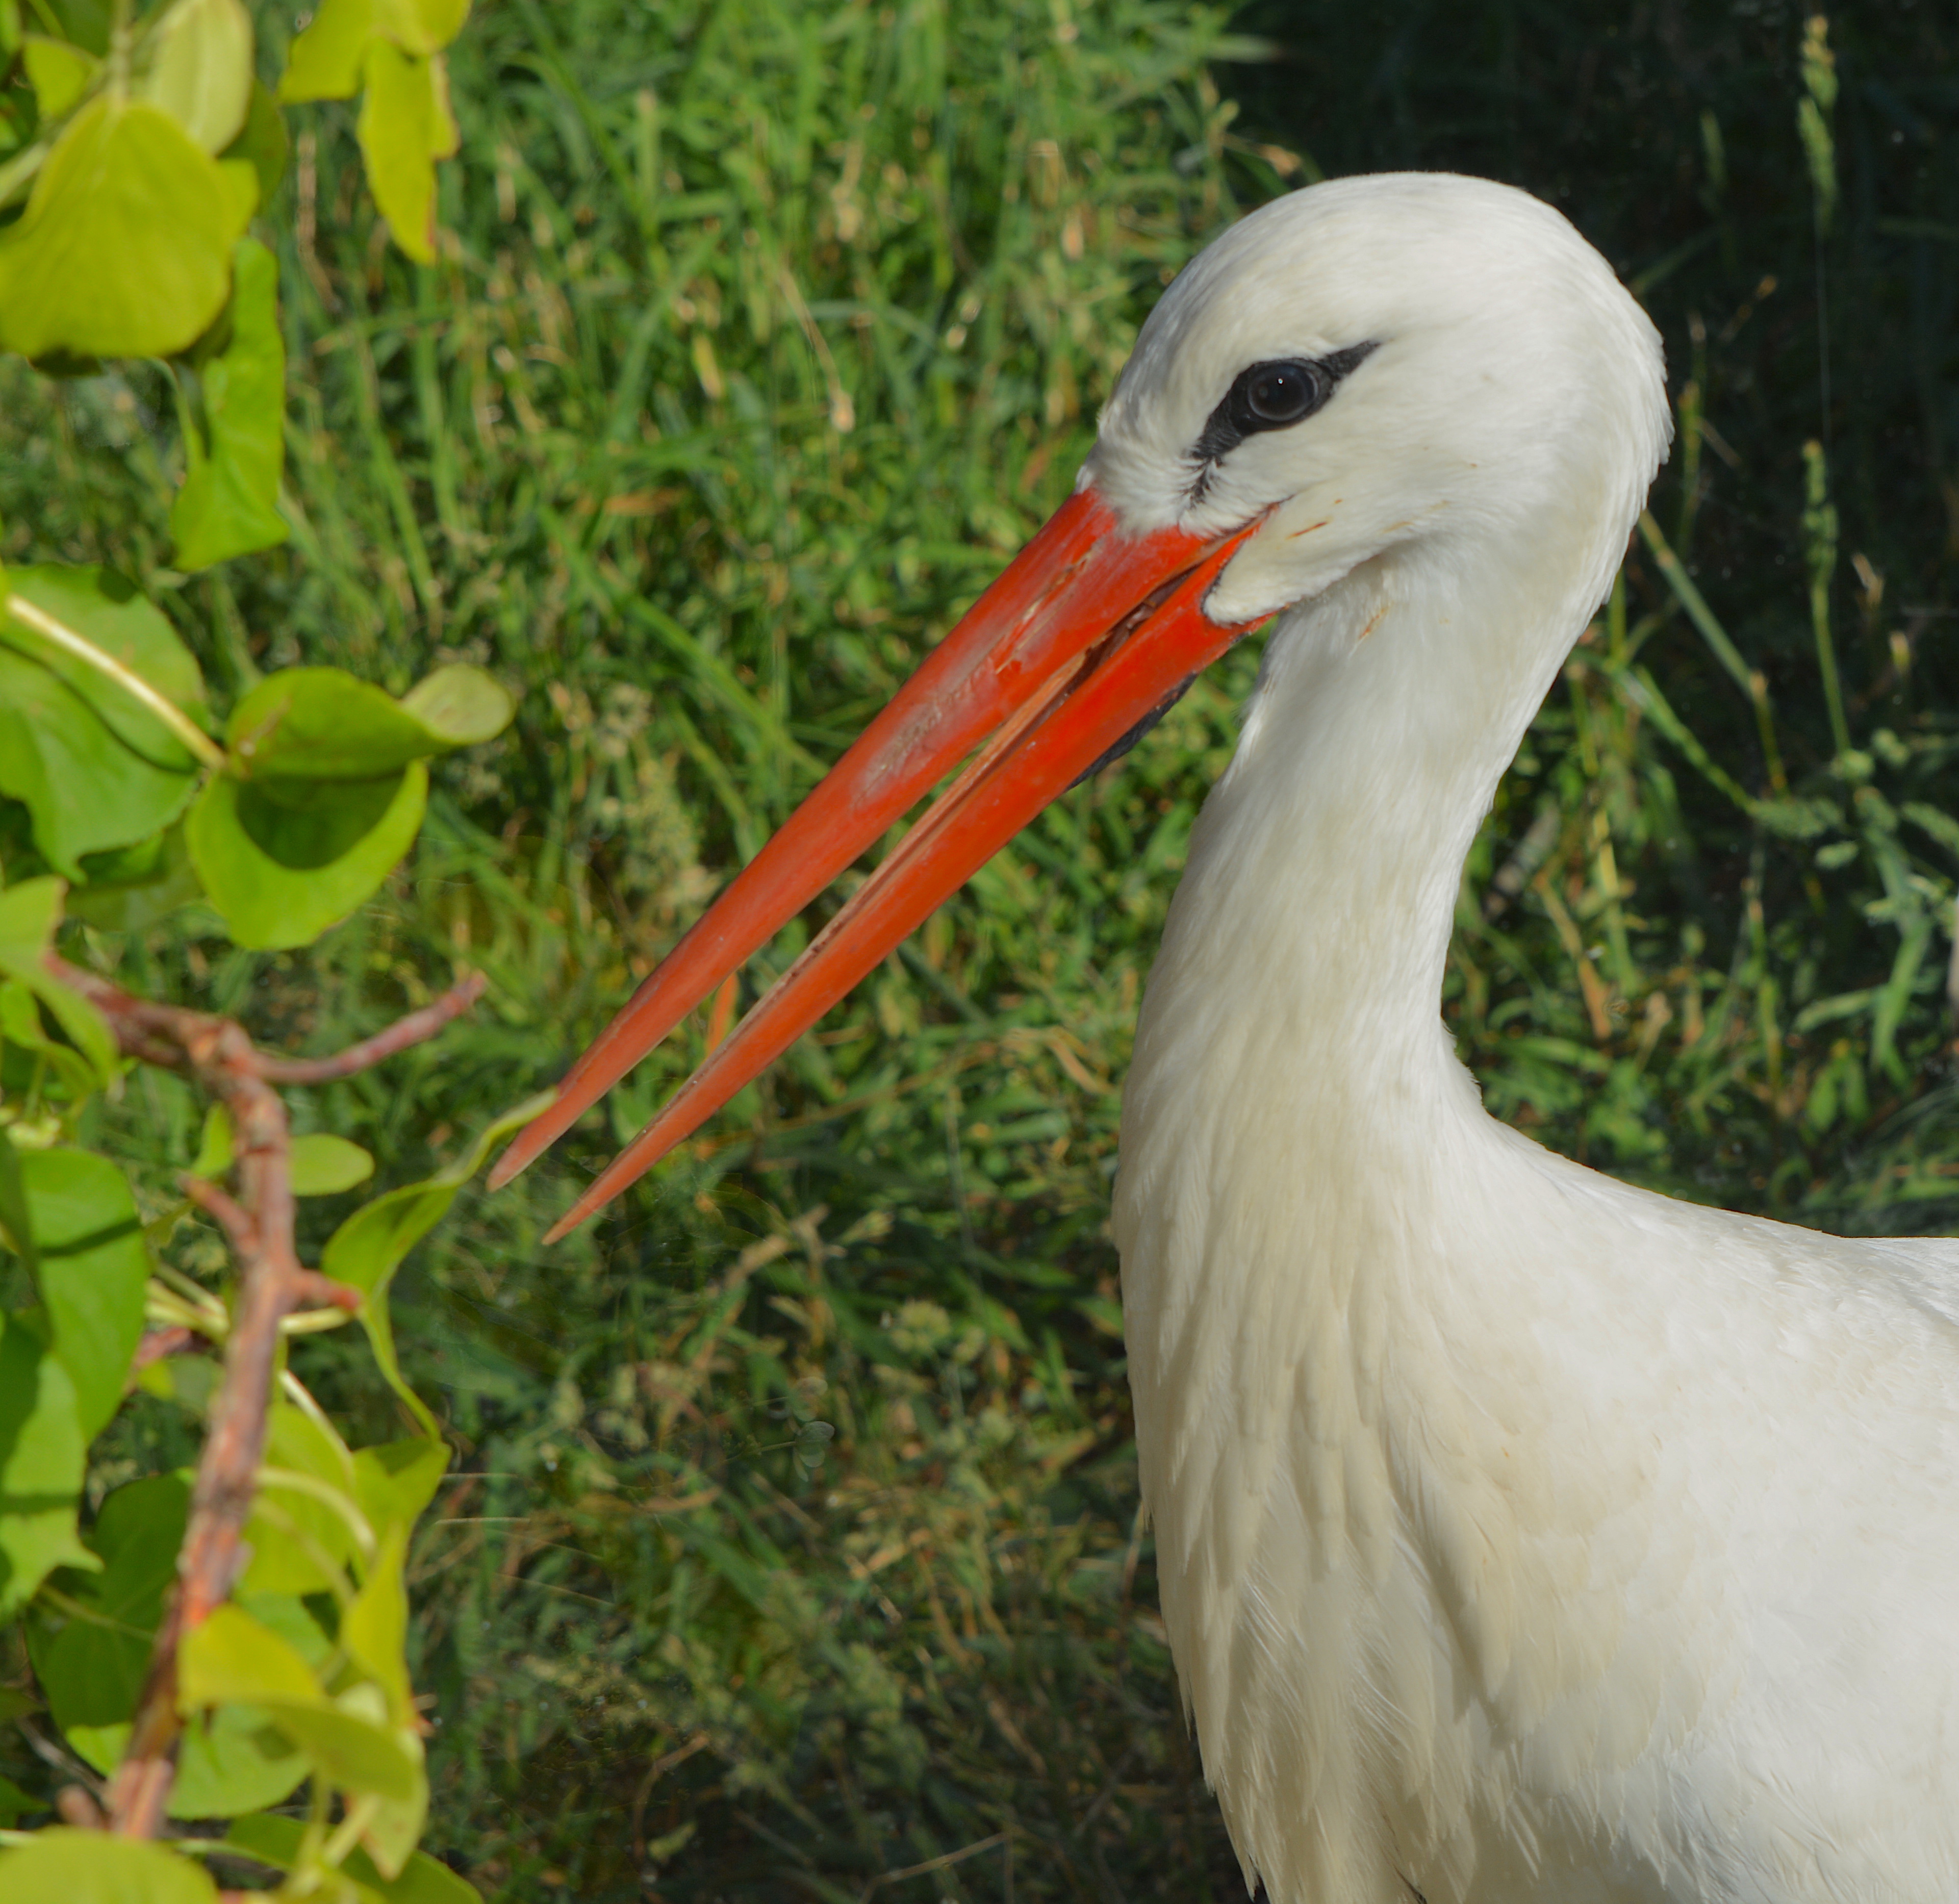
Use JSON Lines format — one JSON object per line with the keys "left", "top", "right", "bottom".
{"left": 1127, "top": 518, "right": 1599, "bottom": 1146}
{"left": 1111, "top": 517, "right": 1640, "bottom": 1896}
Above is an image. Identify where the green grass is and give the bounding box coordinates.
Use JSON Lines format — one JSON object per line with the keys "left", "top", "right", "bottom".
{"left": 4, "top": 1, "right": 1957, "bottom": 1897}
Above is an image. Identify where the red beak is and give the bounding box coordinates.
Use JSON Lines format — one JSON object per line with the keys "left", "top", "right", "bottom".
{"left": 490, "top": 485, "right": 1267, "bottom": 1240}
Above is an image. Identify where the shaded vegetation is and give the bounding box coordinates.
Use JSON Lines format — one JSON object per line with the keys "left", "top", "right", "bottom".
{"left": 3, "top": 0, "right": 1956, "bottom": 1897}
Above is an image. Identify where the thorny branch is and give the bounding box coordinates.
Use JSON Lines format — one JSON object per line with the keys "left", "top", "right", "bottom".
{"left": 41, "top": 956, "right": 486, "bottom": 1839}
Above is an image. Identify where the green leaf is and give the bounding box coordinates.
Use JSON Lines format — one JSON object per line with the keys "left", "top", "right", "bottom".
{"left": 35, "top": 1474, "right": 188, "bottom": 1734}
{"left": 0, "top": 1770, "right": 38, "bottom": 1820}
{"left": 227, "top": 1810, "right": 481, "bottom": 1903}
{"left": 190, "top": 1103, "right": 233, "bottom": 1180}
{"left": 0, "top": 1130, "right": 35, "bottom": 1277}
{"left": 63, "top": 825, "right": 205, "bottom": 933}
{"left": 0, "top": 645, "right": 199, "bottom": 875}
{"left": 0, "top": 98, "right": 252, "bottom": 360}
{"left": 20, "top": 1147, "right": 148, "bottom": 1439}
{"left": 178, "top": 1603, "right": 322, "bottom": 1709}
{"left": 0, "top": 1830, "right": 218, "bottom": 1904}
{"left": 0, "top": 566, "right": 208, "bottom": 876}
{"left": 3, "top": 566, "right": 207, "bottom": 753}
{"left": 185, "top": 758, "right": 427, "bottom": 951}
{"left": 22, "top": 35, "right": 96, "bottom": 118}
{"left": 239, "top": 1398, "right": 361, "bottom": 1595}
{"left": 40, "top": 1, "right": 109, "bottom": 54}
{"left": 343, "top": 1521, "right": 411, "bottom": 1721}
{"left": 219, "top": 80, "right": 289, "bottom": 208}
{"left": 70, "top": 1706, "right": 312, "bottom": 1820}
{"left": 226, "top": 665, "right": 508, "bottom": 779}
{"left": 2, "top": 980, "right": 101, "bottom": 1107}
{"left": 172, "top": 238, "right": 290, "bottom": 571}
{"left": 139, "top": 0, "right": 253, "bottom": 153}
{"left": 356, "top": 40, "right": 456, "bottom": 264}
{"left": 321, "top": 1094, "right": 550, "bottom": 1434}
{"left": 40, "top": 1486, "right": 314, "bottom": 1818}
{"left": 0, "top": 879, "right": 115, "bottom": 1084}
{"left": 271, "top": 1695, "right": 424, "bottom": 1801}
{"left": 281, "top": 0, "right": 470, "bottom": 102}
{"left": 398, "top": 665, "right": 515, "bottom": 749}
{"left": 290, "top": 1132, "right": 375, "bottom": 1195}
{"left": 0, "top": 1311, "right": 94, "bottom": 1616}
{"left": 351, "top": 1437, "right": 449, "bottom": 1537}
{"left": 164, "top": 1702, "right": 310, "bottom": 1816}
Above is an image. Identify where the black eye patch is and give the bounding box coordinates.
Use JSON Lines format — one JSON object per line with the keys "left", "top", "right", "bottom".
{"left": 1189, "top": 341, "right": 1378, "bottom": 470}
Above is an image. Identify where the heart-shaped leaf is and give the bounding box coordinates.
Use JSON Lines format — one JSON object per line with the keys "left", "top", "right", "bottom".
{"left": 0, "top": 98, "right": 251, "bottom": 360}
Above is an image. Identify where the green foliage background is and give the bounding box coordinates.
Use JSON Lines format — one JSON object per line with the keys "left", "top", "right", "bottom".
{"left": 4, "top": 0, "right": 1957, "bottom": 1897}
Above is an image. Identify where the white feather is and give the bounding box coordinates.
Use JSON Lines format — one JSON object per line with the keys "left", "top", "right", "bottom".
{"left": 1079, "top": 174, "right": 1959, "bottom": 1904}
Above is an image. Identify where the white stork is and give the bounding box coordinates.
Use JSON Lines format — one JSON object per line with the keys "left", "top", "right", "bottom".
{"left": 494, "top": 173, "right": 1959, "bottom": 1904}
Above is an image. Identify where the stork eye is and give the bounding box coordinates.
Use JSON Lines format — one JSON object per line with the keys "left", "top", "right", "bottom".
{"left": 1187, "top": 342, "right": 1376, "bottom": 479}
{"left": 1241, "top": 362, "right": 1324, "bottom": 425}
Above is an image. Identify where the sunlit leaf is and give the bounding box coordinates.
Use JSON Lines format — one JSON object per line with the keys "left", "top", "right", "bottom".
{"left": 0, "top": 1829, "right": 218, "bottom": 1904}
{"left": 321, "top": 1094, "right": 550, "bottom": 1433}
{"left": 272, "top": 1695, "right": 424, "bottom": 1801}
{"left": 189, "top": 1103, "right": 234, "bottom": 1180}
{"left": 22, "top": 36, "right": 95, "bottom": 118}
{"left": 226, "top": 665, "right": 507, "bottom": 779}
{"left": 291, "top": 1132, "right": 375, "bottom": 1195}
{"left": 356, "top": 40, "right": 456, "bottom": 264}
{"left": 20, "top": 1147, "right": 148, "bottom": 1439}
{"left": 343, "top": 1522, "right": 411, "bottom": 1722}
{"left": 0, "top": 568, "right": 208, "bottom": 875}
{"left": 166, "top": 1704, "right": 311, "bottom": 1817}
{"left": 0, "top": 879, "right": 116, "bottom": 1092}
{"left": 41, "top": 1485, "right": 315, "bottom": 1818}
{"left": 227, "top": 1809, "right": 481, "bottom": 1902}
{"left": 0, "top": 1312, "right": 94, "bottom": 1616}
{"left": 281, "top": 0, "right": 470, "bottom": 102}
{"left": 399, "top": 664, "right": 515, "bottom": 749}
{"left": 0, "top": 99, "right": 251, "bottom": 359}
{"left": 172, "top": 239, "right": 290, "bottom": 570}
{"left": 179, "top": 1603, "right": 323, "bottom": 1710}
{"left": 139, "top": 0, "right": 253, "bottom": 153}
{"left": 238, "top": 1398, "right": 361, "bottom": 1595}
{"left": 351, "top": 1437, "right": 449, "bottom": 1537}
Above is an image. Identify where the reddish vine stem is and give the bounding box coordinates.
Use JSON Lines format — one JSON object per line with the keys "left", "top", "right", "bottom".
{"left": 40, "top": 957, "right": 485, "bottom": 1838}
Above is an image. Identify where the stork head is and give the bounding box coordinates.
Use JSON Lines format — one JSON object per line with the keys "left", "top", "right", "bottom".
{"left": 1088, "top": 171, "right": 1668, "bottom": 623}
{"left": 494, "top": 173, "right": 1668, "bottom": 1235}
